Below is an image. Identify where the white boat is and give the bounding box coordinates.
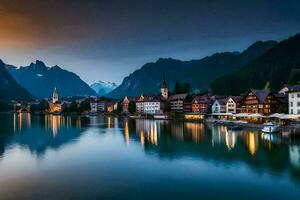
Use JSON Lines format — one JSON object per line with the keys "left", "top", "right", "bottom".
{"left": 261, "top": 122, "right": 280, "bottom": 133}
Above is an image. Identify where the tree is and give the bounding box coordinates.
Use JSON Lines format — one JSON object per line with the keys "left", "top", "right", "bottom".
{"left": 174, "top": 82, "right": 181, "bottom": 94}
{"left": 79, "top": 99, "right": 90, "bottom": 112}
{"left": 117, "top": 102, "right": 123, "bottom": 113}
{"left": 63, "top": 101, "right": 79, "bottom": 113}
{"left": 173, "top": 82, "right": 190, "bottom": 94}
{"left": 39, "top": 99, "right": 49, "bottom": 111}
{"left": 182, "top": 82, "right": 191, "bottom": 93}
{"left": 128, "top": 102, "right": 136, "bottom": 114}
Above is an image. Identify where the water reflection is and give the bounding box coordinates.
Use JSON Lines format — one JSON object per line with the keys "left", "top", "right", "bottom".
{"left": 0, "top": 114, "right": 300, "bottom": 198}
{"left": 0, "top": 114, "right": 88, "bottom": 157}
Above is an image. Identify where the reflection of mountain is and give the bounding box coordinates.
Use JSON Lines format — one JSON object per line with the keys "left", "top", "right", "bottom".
{"left": 0, "top": 114, "right": 87, "bottom": 157}
{"left": 125, "top": 118, "right": 300, "bottom": 180}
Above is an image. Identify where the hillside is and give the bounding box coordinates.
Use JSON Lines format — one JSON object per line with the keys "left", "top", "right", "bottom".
{"left": 108, "top": 40, "right": 277, "bottom": 98}
{"left": 211, "top": 33, "right": 300, "bottom": 95}
{"left": 6, "top": 60, "right": 96, "bottom": 98}
{"left": 0, "top": 60, "right": 32, "bottom": 101}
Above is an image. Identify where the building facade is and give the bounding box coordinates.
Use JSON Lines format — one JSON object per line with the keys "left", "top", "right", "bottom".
{"left": 288, "top": 85, "right": 300, "bottom": 114}
{"left": 211, "top": 99, "right": 226, "bottom": 113}
{"left": 225, "top": 96, "right": 241, "bottom": 114}
{"left": 136, "top": 95, "right": 145, "bottom": 114}
{"left": 191, "top": 94, "right": 212, "bottom": 113}
{"left": 240, "top": 89, "right": 279, "bottom": 114}
{"left": 168, "top": 93, "right": 188, "bottom": 112}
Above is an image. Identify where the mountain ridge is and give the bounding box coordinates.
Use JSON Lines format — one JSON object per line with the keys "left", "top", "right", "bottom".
{"left": 6, "top": 60, "right": 96, "bottom": 98}
{"left": 211, "top": 33, "right": 300, "bottom": 95}
{"left": 0, "top": 59, "right": 32, "bottom": 101}
{"left": 108, "top": 40, "right": 277, "bottom": 98}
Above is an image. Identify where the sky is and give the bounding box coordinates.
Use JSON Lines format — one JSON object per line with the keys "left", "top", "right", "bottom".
{"left": 0, "top": 0, "right": 300, "bottom": 85}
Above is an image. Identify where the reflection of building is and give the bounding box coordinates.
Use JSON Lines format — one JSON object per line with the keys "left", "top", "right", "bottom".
{"left": 289, "top": 145, "right": 300, "bottom": 168}
{"left": 247, "top": 132, "right": 259, "bottom": 156}
{"left": 225, "top": 130, "right": 237, "bottom": 150}
{"left": 185, "top": 122, "right": 205, "bottom": 143}
{"left": 49, "top": 88, "right": 66, "bottom": 113}
{"left": 13, "top": 113, "right": 31, "bottom": 132}
{"left": 135, "top": 119, "right": 161, "bottom": 145}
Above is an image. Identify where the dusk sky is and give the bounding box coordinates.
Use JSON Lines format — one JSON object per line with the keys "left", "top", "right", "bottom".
{"left": 0, "top": 0, "right": 300, "bottom": 84}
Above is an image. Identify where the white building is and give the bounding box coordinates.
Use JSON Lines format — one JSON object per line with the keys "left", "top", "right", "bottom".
{"left": 143, "top": 96, "right": 164, "bottom": 114}
{"left": 90, "top": 100, "right": 106, "bottom": 113}
{"left": 288, "top": 85, "right": 300, "bottom": 114}
{"left": 225, "top": 96, "right": 241, "bottom": 114}
{"left": 211, "top": 99, "right": 226, "bottom": 114}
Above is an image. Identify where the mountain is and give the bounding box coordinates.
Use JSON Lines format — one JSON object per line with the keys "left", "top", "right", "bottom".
{"left": 211, "top": 33, "right": 300, "bottom": 95}
{"left": 108, "top": 40, "right": 277, "bottom": 99}
{"left": 90, "top": 81, "right": 117, "bottom": 96}
{"left": 6, "top": 60, "right": 96, "bottom": 98}
{"left": 0, "top": 59, "right": 32, "bottom": 101}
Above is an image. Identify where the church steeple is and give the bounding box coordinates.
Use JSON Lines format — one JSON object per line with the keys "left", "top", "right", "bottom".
{"left": 52, "top": 87, "right": 59, "bottom": 103}
{"left": 160, "top": 74, "right": 168, "bottom": 99}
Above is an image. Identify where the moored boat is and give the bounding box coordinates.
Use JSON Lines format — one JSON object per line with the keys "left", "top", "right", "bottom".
{"left": 261, "top": 122, "right": 280, "bottom": 133}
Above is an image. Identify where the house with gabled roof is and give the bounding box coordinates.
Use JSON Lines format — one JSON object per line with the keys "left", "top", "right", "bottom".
{"left": 191, "top": 94, "right": 212, "bottom": 113}
{"left": 211, "top": 98, "right": 227, "bottom": 114}
{"left": 168, "top": 93, "right": 188, "bottom": 112}
{"left": 225, "top": 96, "right": 242, "bottom": 113}
{"left": 240, "top": 89, "right": 279, "bottom": 114}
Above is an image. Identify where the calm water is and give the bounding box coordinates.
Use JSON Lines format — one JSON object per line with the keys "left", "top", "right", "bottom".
{"left": 0, "top": 114, "right": 300, "bottom": 199}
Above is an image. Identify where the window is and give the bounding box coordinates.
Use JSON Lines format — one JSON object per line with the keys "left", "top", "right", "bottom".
{"left": 298, "top": 94, "right": 300, "bottom": 98}
{"left": 298, "top": 102, "right": 300, "bottom": 107}
{"left": 291, "top": 102, "right": 293, "bottom": 107}
{"left": 298, "top": 109, "right": 300, "bottom": 114}
{"left": 291, "top": 109, "right": 294, "bottom": 114}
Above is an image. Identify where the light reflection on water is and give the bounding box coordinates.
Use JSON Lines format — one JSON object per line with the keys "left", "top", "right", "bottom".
{"left": 0, "top": 114, "right": 300, "bottom": 199}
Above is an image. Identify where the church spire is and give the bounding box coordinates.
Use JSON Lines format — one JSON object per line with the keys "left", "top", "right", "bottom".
{"left": 52, "top": 87, "right": 59, "bottom": 103}
{"left": 161, "top": 73, "right": 167, "bottom": 89}
{"left": 160, "top": 73, "right": 168, "bottom": 99}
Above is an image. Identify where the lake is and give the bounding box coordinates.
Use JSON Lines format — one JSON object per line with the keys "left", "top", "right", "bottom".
{"left": 0, "top": 113, "right": 300, "bottom": 199}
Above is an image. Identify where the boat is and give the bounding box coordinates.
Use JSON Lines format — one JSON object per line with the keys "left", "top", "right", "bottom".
{"left": 261, "top": 122, "right": 280, "bottom": 133}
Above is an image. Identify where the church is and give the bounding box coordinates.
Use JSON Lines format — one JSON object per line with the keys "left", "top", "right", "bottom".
{"left": 48, "top": 88, "right": 66, "bottom": 113}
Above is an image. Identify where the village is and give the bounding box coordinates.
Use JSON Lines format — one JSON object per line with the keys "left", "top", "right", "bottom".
{"left": 9, "top": 75, "right": 300, "bottom": 131}
{"left": 87, "top": 75, "right": 300, "bottom": 127}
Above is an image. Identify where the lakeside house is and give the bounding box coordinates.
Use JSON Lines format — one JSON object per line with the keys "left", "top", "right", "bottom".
{"left": 288, "top": 85, "right": 300, "bottom": 114}
{"left": 191, "top": 94, "right": 212, "bottom": 113}
{"left": 168, "top": 93, "right": 188, "bottom": 112}
{"left": 136, "top": 95, "right": 145, "bottom": 114}
{"left": 240, "top": 89, "right": 279, "bottom": 115}
{"left": 225, "top": 96, "right": 242, "bottom": 114}
{"left": 143, "top": 95, "right": 165, "bottom": 114}
{"left": 211, "top": 98, "right": 227, "bottom": 114}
